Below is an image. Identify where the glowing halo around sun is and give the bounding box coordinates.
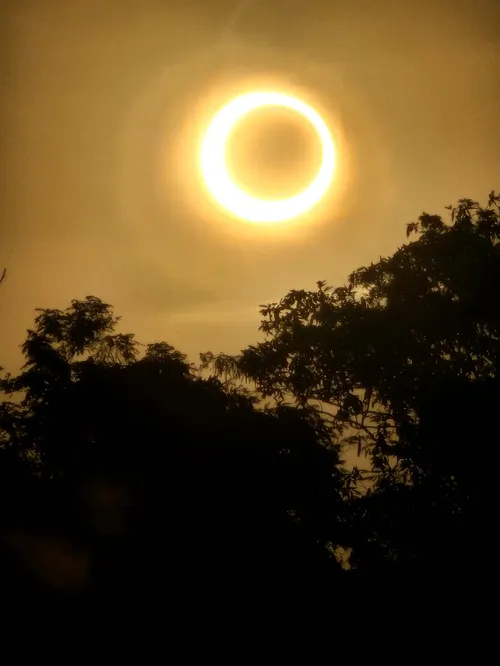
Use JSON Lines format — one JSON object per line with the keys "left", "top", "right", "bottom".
{"left": 200, "top": 91, "right": 337, "bottom": 224}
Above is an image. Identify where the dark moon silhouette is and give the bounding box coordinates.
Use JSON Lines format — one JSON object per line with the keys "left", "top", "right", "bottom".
{"left": 226, "top": 106, "right": 323, "bottom": 200}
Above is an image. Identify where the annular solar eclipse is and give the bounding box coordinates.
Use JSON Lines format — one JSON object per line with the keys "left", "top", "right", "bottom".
{"left": 200, "top": 91, "right": 336, "bottom": 224}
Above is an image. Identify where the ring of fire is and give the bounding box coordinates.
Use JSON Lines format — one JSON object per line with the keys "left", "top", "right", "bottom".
{"left": 200, "top": 92, "right": 337, "bottom": 224}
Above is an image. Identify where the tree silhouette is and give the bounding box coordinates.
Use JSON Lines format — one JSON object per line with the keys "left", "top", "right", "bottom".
{"left": 1, "top": 193, "right": 499, "bottom": 602}
{"left": 204, "top": 193, "right": 500, "bottom": 577}
{"left": 0, "top": 296, "right": 349, "bottom": 601}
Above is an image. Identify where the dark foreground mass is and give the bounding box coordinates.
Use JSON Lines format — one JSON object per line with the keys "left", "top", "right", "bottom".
{"left": 0, "top": 195, "right": 498, "bottom": 616}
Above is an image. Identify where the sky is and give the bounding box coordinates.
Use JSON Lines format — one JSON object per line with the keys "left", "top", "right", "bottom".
{"left": 1, "top": 0, "right": 499, "bottom": 371}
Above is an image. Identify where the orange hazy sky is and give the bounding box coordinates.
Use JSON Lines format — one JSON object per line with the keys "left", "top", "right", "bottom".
{"left": 1, "top": 0, "right": 499, "bottom": 370}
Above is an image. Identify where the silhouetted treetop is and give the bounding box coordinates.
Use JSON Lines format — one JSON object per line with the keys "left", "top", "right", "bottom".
{"left": 202, "top": 193, "right": 500, "bottom": 573}
{"left": 0, "top": 292, "right": 353, "bottom": 598}
{"left": 1, "top": 194, "right": 498, "bottom": 601}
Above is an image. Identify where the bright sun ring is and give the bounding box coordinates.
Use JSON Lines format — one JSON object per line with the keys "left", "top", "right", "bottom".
{"left": 200, "top": 92, "right": 336, "bottom": 224}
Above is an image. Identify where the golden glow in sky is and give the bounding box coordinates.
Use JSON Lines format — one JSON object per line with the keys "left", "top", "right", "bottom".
{"left": 200, "top": 92, "right": 337, "bottom": 224}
